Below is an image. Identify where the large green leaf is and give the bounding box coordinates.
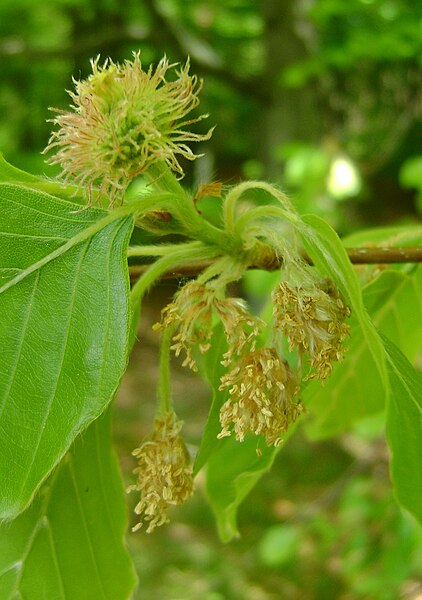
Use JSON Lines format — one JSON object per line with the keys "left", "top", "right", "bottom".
{"left": 205, "top": 434, "right": 280, "bottom": 542}
{"left": 0, "top": 182, "right": 134, "bottom": 518}
{"left": 0, "top": 409, "right": 138, "bottom": 600}
{"left": 383, "top": 335, "right": 422, "bottom": 526}
{"left": 304, "top": 266, "right": 422, "bottom": 438}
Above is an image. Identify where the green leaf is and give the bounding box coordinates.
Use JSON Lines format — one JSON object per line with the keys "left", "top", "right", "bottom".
{"left": 0, "top": 154, "right": 45, "bottom": 187}
{"left": 0, "top": 153, "right": 85, "bottom": 204}
{"left": 305, "top": 266, "right": 422, "bottom": 438}
{"left": 300, "top": 215, "right": 363, "bottom": 306}
{"left": 342, "top": 223, "right": 422, "bottom": 248}
{"left": 0, "top": 409, "right": 138, "bottom": 600}
{"left": 0, "top": 183, "right": 134, "bottom": 519}
{"left": 363, "top": 267, "right": 422, "bottom": 357}
{"left": 205, "top": 434, "right": 280, "bottom": 542}
{"left": 383, "top": 335, "right": 422, "bottom": 526}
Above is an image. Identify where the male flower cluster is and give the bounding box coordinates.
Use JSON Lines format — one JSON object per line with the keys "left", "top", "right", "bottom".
{"left": 218, "top": 347, "right": 302, "bottom": 446}
{"left": 156, "top": 280, "right": 303, "bottom": 447}
{"left": 272, "top": 272, "right": 351, "bottom": 382}
{"left": 127, "top": 412, "right": 193, "bottom": 533}
{"left": 154, "top": 281, "right": 263, "bottom": 371}
{"left": 45, "top": 53, "right": 212, "bottom": 205}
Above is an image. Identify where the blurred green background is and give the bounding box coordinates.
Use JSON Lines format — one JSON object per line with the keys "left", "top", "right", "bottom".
{"left": 1, "top": 0, "right": 422, "bottom": 598}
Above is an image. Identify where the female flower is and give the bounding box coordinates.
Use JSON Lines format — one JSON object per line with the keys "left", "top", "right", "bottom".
{"left": 44, "top": 53, "right": 212, "bottom": 205}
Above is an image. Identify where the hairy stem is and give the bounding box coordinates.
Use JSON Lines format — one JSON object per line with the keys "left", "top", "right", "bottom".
{"left": 128, "top": 241, "right": 205, "bottom": 258}
{"left": 145, "top": 162, "right": 239, "bottom": 253}
{"left": 157, "top": 325, "right": 175, "bottom": 414}
{"left": 129, "top": 245, "right": 422, "bottom": 282}
{"left": 223, "top": 180, "right": 299, "bottom": 234}
{"left": 130, "top": 244, "right": 222, "bottom": 306}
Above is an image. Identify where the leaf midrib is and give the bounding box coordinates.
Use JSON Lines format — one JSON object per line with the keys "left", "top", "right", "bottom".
{"left": 388, "top": 353, "right": 422, "bottom": 414}
{"left": 7, "top": 469, "right": 60, "bottom": 598}
{"left": 0, "top": 206, "right": 133, "bottom": 297}
{"left": 68, "top": 459, "right": 108, "bottom": 600}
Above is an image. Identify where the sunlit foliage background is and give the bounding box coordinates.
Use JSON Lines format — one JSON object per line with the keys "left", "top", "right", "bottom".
{"left": 1, "top": 0, "right": 421, "bottom": 598}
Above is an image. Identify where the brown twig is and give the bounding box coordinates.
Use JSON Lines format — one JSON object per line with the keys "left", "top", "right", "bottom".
{"left": 129, "top": 246, "right": 422, "bottom": 282}
{"left": 343, "top": 246, "right": 422, "bottom": 264}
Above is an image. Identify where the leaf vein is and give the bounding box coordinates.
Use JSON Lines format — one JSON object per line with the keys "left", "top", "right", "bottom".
{"left": 68, "top": 456, "right": 108, "bottom": 599}
{"left": 0, "top": 232, "right": 68, "bottom": 241}
{"left": 0, "top": 206, "right": 132, "bottom": 296}
{"left": 44, "top": 517, "right": 67, "bottom": 599}
{"left": 0, "top": 272, "right": 40, "bottom": 422}
{"left": 17, "top": 243, "right": 89, "bottom": 499}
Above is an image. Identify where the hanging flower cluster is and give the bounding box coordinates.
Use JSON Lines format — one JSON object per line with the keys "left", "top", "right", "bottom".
{"left": 154, "top": 280, "right": 263, "bottom": 371}
{"left": 272, "top": 269, "right": 351, "bottom": 382}
{"left": 130, "top": 257, "right": 350, "bottom": 532}
{"left": 127, "top": 412, "right": 194, "bottom": 533}
{"left": 152, "top": 256, "right": 350, "bottom": 448}
{"left": 154, "top": 279, "right": 304, "bottom": 447}
{"left": 218, "top": 347, "right": 302, "bottom": 446}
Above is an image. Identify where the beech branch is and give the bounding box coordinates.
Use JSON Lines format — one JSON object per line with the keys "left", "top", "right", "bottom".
{"left": 129, "top": 246, "right": 422, "bottom": 282}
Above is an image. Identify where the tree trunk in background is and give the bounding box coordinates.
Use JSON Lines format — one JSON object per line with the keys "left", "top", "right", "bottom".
{"left": 260, "top": 0, "right": 322, "bottom": 180}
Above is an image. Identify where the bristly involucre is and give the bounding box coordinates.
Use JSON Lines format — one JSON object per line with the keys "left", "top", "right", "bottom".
{"left": 44, "top": 52, "right": 212, "bottom": 206}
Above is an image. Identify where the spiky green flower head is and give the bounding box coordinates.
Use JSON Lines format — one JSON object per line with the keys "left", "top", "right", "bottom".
{"left": 44, "top": 52, "right": 212, "bottom": 206}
